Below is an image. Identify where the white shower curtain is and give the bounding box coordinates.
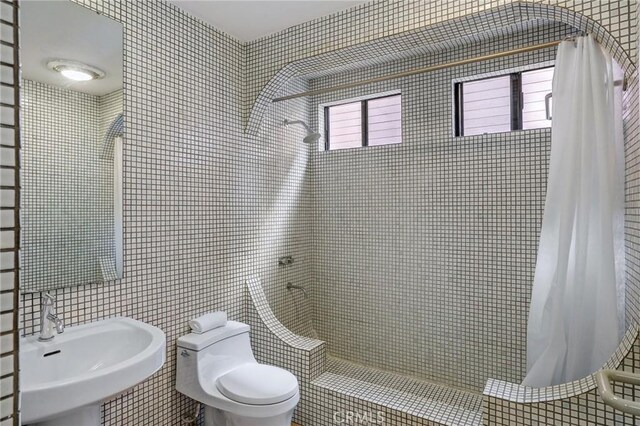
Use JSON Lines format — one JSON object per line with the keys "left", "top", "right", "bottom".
{"left": 523, "top": 35, "right": 624, "bottom": 387}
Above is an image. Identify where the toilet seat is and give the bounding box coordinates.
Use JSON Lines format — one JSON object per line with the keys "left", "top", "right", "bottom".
{"left": 216, "top": 364, "right": 298, "bottom": 405}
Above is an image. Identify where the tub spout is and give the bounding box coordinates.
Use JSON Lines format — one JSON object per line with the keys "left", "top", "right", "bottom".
{"left": 286, "top": 282, "right": 308, "bottom": 298}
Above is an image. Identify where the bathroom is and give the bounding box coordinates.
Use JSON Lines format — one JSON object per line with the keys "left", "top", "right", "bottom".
{"left": 1, "top": 0, "right": 639, "bottom": 425}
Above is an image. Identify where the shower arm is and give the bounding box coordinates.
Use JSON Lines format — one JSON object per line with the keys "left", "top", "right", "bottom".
{"left": 283, "top": 119, "right": 312, "bottom": 133}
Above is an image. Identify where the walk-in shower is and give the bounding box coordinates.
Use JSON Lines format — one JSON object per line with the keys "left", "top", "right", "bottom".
{"left": 250, "top": 1, "right": 640, "bottom": 421}
{"left": 283, "top": 119, "right": 321, "bottom": 144}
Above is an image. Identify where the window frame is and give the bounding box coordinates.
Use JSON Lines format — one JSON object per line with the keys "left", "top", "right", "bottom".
{"left": 453, "top": 65, "right": 553, "bottom": 137}
{"left": 322, "top": 92, "right": 402, "bottom": 151}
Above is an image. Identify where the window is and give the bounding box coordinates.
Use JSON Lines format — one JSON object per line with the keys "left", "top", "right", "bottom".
{"left": 454, "top": 67, "right": 554, "bottom": 136}
{"left": 521, "top": 68, "right": 555, "bottom": 130}
{"left": 323, "top": 94, "right": 402, "bottom": 150}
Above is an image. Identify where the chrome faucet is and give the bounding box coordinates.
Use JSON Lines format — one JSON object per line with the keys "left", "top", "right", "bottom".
{"left": 39, "top": 293, "right": 64, "bottom": 342}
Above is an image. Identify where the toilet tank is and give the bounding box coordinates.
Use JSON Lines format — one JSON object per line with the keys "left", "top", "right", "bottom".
{"left": 177, "top": 321, "right": 252, "bottom": 353}
{"left": 176, "top": 321, "right": 257, "bottom": 397}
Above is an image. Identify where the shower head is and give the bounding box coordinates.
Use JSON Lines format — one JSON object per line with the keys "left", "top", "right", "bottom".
{"left": 283, "top": 119, "right": 321, "bottom": 144}
{"left": 303, "top": 132, "right": 322, "bottom": 144}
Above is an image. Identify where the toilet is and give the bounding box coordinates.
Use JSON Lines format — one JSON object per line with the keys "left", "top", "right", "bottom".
{"left": 176, "top": 320, "right": 299, "bottom": 426}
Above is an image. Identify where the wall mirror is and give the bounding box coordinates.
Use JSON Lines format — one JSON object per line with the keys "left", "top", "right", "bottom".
{"left": 20, "top": 1, "right": 124, "bottom": 291}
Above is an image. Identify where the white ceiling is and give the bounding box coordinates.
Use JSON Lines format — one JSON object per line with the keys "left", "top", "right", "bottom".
{"left": 169, "top": 1, "right": 372, "bottom": 42}
{"left": 21, "top": 1, "right": 123, "bottom": 96}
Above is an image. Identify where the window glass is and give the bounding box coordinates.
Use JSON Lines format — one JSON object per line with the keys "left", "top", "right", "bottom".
{"left": 324, "top": 94, "right": 402, "bottom": 150}
{"left": 327, "top": 101, "right": 362, "bottom": 150}
{"left": 461, "top": 75, "right": 511, "bottom": 136}
{"left": 454, "top": 66, "right": 554, "bottom": 136}
{"left": 367, "top": 95, "right": 402, "bottom": 146}
{"left": 522, "top": 67, "right": 554, "bottom": 130}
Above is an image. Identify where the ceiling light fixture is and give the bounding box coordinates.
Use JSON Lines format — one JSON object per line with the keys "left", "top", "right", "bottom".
{"left": 47, "top": 60, "right": 106, "bottom": 82}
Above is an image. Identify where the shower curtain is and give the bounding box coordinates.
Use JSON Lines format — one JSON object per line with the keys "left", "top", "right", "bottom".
{"left": 523, "top": 35, "right": 624, "bottom": 387}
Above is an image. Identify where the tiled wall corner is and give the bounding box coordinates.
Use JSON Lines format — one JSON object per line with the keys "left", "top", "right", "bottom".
{"left": 0, "top": 1, "right": 19, "bottom": 424}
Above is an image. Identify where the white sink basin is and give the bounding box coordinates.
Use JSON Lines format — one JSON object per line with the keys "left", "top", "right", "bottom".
{"left": 21, "top": 317, "right": 166, "bottom": 426}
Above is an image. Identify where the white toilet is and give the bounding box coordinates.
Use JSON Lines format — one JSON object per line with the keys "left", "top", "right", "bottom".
{"left": 176, "top": 320, "right": 299, "bottom": 426}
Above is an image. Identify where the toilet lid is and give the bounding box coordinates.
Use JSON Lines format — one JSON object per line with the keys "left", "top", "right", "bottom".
{"left": 216, "top": 364, "right": 298, "bottom": 405}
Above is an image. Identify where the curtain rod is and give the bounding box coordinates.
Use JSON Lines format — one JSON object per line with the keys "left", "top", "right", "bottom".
{"left": 271, "top": 39, "right": 617, "bottom": 103}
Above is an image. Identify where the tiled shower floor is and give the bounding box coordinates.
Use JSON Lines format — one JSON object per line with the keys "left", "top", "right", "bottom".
{"left": 312, "top": 357, "right": 483, "bottom": 426}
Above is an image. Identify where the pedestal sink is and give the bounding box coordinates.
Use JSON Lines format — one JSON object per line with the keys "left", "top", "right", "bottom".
{"left": 21, "top": 317, "right": 166, "bottom": 426}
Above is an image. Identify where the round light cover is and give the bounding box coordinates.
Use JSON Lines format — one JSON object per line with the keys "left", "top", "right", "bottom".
{"left": 47, "top": 60, "right": 105, "bottom": 81}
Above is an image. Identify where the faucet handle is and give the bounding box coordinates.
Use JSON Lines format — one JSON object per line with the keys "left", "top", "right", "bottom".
{"left": 42, "top": 292, "right": 56, "bottom": 304}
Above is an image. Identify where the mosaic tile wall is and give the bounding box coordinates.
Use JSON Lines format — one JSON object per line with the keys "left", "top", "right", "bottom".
{"left": 99, "top": 90, "right": 122, "bottom": 139}
{"left": 244, "top": 0, "right": 640, "bottom": 424}
{"left": 0, "top": 0, "right": 19, "bottom": 424}
{"left": 21, "top": 80, "right": 119, "bottom": 291}
{"left": 248, "top": 0, "right": 640, "bottom": 348}
{"left": 482, "top": 57, "right": 640, "bottom": 426}
{"left": 242, "top": 74, "right": 315, "bottom": 339}
{"left": 245, "top": 0, "right": 637, "bottom": 131}
{"left": 625, "top": 0, "right": 640, "bottom": 346}
{"left": 20, "top": 0, "right": 244, "bottom": 424}
{"left": 18, "top": 0, "right": 313, "bottom": 424}
{"left": 306, "top": 21, "right": 571, "bottom": 393}
{"left": 483, "top": 325, "right": 640, "bottom": 425}
{"left": 11, "top": 1, "right": 640, "bottom": 426}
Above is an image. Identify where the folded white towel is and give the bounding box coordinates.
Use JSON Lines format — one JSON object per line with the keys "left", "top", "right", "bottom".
{"left": 189, "top": 311, "right": 227, "bottom": 334}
